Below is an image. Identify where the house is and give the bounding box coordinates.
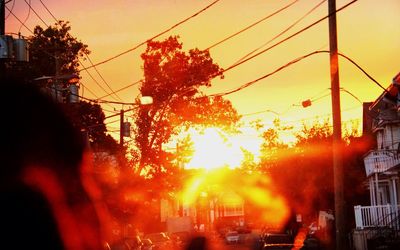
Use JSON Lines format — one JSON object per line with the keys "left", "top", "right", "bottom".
{"left": 161, "top": 188, "right": 245, "bottom": 232}
{"left": 352, "top": 72, "right": 400, "bottom": 250}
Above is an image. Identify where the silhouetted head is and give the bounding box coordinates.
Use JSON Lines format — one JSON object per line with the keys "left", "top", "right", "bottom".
{"left": 0, "top": 80, "right": 100, "bottom": 250}
{"left": 186, "top": 236, "right": 207, "bottom": 250}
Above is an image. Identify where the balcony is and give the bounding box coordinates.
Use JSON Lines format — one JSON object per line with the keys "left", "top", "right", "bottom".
{"left": 354, "top": 204, "right": 400, "bottom": 229}
{"left": 364, "top": 150, "right": 400, "bottom": 177}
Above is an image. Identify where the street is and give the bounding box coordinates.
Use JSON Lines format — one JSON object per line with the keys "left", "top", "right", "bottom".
{"left": 189, "top": 233, "right": 260, "bottom": 250}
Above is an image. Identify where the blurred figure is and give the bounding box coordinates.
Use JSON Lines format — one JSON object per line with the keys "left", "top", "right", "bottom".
{"left": 186, "top": 236, "right": 207, "bottom": 250}
{"left": 0, "top": 81, "right": 103, "bottom": 249}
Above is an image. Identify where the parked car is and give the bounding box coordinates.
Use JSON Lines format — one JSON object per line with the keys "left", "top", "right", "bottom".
{"left": 143, "top": 232, "right": 172, "bottom": 250}
{"left": 225, "top": 231, "right": 240, "bottom": 244}
{"left": 262, "top": 233, "right": 294, "bottom": 250}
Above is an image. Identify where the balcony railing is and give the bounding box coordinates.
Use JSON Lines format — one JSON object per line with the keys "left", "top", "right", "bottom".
{"left": 364, "top": 150, "right": 400, "bottom": 177}
{"left": 354, "top": 204, "right": 400, "bottom": 229}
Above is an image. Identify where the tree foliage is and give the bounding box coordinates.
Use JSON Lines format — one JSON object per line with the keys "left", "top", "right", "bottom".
{"left": 25, "top": 21, "right": 118, "bottom": 154}
{"left": 259, "top": 119, "right": 368, "bottom": 223}
{"left": 62, "top": 101, "right": 119, "bottom": 153}
{"left": 134, "top": 36, "right": 240, "bottom": 179}
{"left": 28, "top": 21, "right": 89, "bottom": 78}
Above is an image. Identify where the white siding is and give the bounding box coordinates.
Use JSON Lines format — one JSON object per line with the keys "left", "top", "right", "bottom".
{"left": 382, "top": 125, "right": 400, "bottom": 150}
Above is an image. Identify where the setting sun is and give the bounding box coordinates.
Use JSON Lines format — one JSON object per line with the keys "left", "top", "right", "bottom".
{"left": 184, "top": 127, "right": 263, "bottom": 170}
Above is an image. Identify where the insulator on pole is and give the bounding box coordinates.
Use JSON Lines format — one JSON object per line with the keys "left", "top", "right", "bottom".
{"left": 69, "top": 84, "right": 80, "bottom": 103}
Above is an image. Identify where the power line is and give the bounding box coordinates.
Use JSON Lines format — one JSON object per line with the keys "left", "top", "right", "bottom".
{"left": 90, "top": 0, "right": 303, "bottom": 99}
{"left": 38, "top": 0, "right": 58, "bottom": 22}
{"left": 280, "top": 105, "right": 361, "bottom": 126}
{"left": 37, "top": 0, "right": 123, "bottom": 102}
{"left": 5, "top": 5, "right": 119, "bottom": 110}
{"left": 5, "top": 0, "right": 15, "bottom": 19}
{"left": 242, "top": 86, "right": 363, "bottom": 118}
{"left": 5, "top": 5, "right": 33, "bottom": 33}
{"left": 211, "top": 51, "right": 325, "bottom": 97}
{"left": 337, "top": 52, "right": 386, "bottom": 91}
{"left": 209, "top": 50, "right": 384, "bottom": 98}
{"left": 105, "top": 119, "right": 120, "bottom": 125}
{"left": 205, "top": 0, "right": 300, "bottom": 50}
{"left": 77, "top": 0, "right": 222, "bottom": 72}
{"left": 23, "top": 0, "right": 49, "bottom": 27}
{"left": 233, "top": 0, "right": 327, "bottom": 65}
{"left": 102, "top": 108, "right": 119, "bottom": 114}
{"left": 221, "top": 0, "right": 358, "bottom": 74}
{"left": 45, "top": 85, "right": 137, "bottom": 107}
{"left": 19, "top": 1, "right": 32, "bottom": 34}
{"left": 244, "top": 105, "right": 360, "bottom": 127}
{"left": 78, "top": 58, "right": 119, "bottom": 99}
{"left": 79, "top": 82, "right": 101, "bottom": 99}
{"left": 340, "top": 87, "right": 363, "bottom": 104}
{"left": 242, "top": 109, "right": 280, "bottom": 117}
{"left": 82, "top": 0, "right": 327, "bottom": 103}
{"left": 92, "top": 0, "right": 324, "bottom": 102}
{"left": 85, "top": 55, "right": 123, "bottom": 101}
{"left": 98, "top": 79, "right": 142, "bottom": 100}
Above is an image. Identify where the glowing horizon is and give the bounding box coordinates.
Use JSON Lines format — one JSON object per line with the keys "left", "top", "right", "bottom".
{"left": 4, "top": 0, "right": 399, "bottom": 140}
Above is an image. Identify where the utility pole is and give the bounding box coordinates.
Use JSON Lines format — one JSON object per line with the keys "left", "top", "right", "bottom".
{"left": 1, "top": 0, "right": 4, "bottom": 35}
{"left": 1, "top": 0, "right": 6, "bottom": 82}
{"left": 120, "top": 109, "right": 124, "bottom": 146}
{"left": 328, "top": 0, "right": 345, "bottom": 249}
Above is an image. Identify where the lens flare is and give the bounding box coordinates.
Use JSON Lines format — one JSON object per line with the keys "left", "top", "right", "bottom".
{"left": 179, "top": 168, "right": 290, "bottom": 230}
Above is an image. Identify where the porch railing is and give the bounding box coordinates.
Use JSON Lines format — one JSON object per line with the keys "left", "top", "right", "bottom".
{"left": 354, "top": 204, "right": 400, "bottom": 229}
{"left": 364, "top": 150, "right": 400, "bottom": 177}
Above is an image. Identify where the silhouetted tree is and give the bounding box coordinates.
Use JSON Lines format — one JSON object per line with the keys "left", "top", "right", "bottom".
{"left": 28, "top": 20, "right": 89, "bottom": 78}
{"left": 260, "top": 119, "right": 366, "bottom": 223}
{"left": 133, "top": 36, "right": 240, "bottom": 180}
{"left": 24, "top": 21, "right": 119, "bottom": 154}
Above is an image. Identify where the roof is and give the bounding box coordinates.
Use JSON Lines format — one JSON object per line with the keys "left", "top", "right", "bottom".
{"left": 369, "top": 72, "right": 400, "bottom": 112}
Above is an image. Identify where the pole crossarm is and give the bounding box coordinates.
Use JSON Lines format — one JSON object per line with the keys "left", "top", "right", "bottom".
{"left": 104, "top": 106, "right": 140, "bottom": 120}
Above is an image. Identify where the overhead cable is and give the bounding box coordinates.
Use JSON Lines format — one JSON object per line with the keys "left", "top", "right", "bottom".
{"left": 210, "top": 50, "right": 385, "bottom": 97}
{"left": 221, "top": 0, "right": 358, "bottom": 74}
{"left": 77, "top": 0, "right": 222, "bottom": 72}
{"left": 38, "top": 0, "right": 59, "bottom": 22}
{"left": 233, "top": 0, "right": 327, "bottom": 65}
{"left": 94, "top": 0, "right": 321, "bottom": 101}
{"left": 19, "top": 0, "right": 31, "bottom": 33}
{"left": 6, "top": 4, "right": 119, "bottom": 110}
{"left": 205, "top": 0, "right": 300, "bottom": 50}
{"left": 5, "top": 0, "right": 15, "bottom": 20}
{"left": 98, "top": 79, "right": 142, "bottom": 100}
{"left": 23, "top": 0, "right": 49, "bottom": 27}
{"left": 5, "top": 5, "right": 33, "bottom": 33}
{"left": 85, "top": 55, "right": 123, "bottom": 101}
{"left": 38, "top": 0, "right": 123, "bottom": 102}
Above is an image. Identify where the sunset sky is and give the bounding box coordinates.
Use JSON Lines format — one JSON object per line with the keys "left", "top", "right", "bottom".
{"left": 5, "top": 0, "right": 400, "bottom": 146}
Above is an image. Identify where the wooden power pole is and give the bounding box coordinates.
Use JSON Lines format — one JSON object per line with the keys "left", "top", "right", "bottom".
{"left": 328, "top": 0, "right": 345, "bottom": 249}
{"left": 1, "top": 0, "right": 6, "bottom": 82}
{"left": 1, "top": 0, "right": 4, "bottom": 35}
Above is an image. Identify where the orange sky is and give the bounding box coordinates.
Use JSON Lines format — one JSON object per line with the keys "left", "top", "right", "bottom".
{"left": 5, "top": 0, "right": 400, "bottom": 143}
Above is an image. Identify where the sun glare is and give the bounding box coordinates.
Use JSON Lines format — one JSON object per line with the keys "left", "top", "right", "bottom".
{"left": 185, "top": 127, "right": 261, "bottom": 170}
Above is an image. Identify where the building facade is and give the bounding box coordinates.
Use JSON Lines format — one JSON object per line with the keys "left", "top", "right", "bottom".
{"left": 352, "top": 73, "right": 400, "bottom": 250}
